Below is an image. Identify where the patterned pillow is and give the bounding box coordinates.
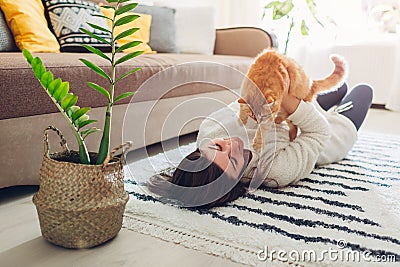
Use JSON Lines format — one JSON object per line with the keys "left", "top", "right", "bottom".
{"left": 0, "top": 9, "right": 18, "bottom": 52}
{"left": 43, "top": 0, "right": 113, "bottom": 52}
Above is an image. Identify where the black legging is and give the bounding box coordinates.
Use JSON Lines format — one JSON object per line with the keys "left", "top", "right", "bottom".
{"left": 316, "top": 83, "right": 373, "bottom": 130}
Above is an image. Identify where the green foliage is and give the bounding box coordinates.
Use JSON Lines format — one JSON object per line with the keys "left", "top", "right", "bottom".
{"left": 265, "top": 0, "right": 294, "bottom": 20}
{"left": 22, "top": 49, "right": 98, "bottom": 164}
{"left": 22, "top": 0, "right": 142, "bottom": 165}
{"left": 263, "top": 0, "right": 325, "bottom": 54}
{"left": 80, "top": 0, "right": 142, "bottom": 164}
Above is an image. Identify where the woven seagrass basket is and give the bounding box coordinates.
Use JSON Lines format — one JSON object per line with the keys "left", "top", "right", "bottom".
{"left": 33, "top": 126, "right": 131, "bottom": 248}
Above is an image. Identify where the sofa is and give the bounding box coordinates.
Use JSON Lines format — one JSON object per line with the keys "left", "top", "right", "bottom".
{"left": 0, "top": 1, "right": 277, "bottom": 188}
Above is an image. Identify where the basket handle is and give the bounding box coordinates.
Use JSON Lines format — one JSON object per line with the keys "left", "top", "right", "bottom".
{"left": 43, "top": 126, "right": 70, "bottom": 156}
{"left": 102, "top": 141, "right": 133, "bottom": 166}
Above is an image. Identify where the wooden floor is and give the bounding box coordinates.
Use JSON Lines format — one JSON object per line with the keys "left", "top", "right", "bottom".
{"left": 1, "top": 108, "right": 399, "bottom": 267}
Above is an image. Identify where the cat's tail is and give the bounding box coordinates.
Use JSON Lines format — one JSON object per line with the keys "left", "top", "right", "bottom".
{"left": 309, "top": 54, "right": 348, "bottom": 97}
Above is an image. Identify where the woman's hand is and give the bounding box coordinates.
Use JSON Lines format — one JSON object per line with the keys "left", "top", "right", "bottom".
{"left": 280, "top": 92, "right": 301, "bottom": 115}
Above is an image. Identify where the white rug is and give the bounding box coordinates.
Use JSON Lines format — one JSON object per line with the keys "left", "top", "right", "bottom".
{"left": 123, "top": 132, "right": 400, "bottom": 266}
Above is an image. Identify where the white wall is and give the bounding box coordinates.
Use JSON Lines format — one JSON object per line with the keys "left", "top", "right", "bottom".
{"left": 138, "top": 0, "right": 264, "bottom": 28}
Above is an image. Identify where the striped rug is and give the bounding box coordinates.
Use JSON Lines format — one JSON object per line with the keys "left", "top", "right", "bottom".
{"left": 123, "top": 132, "right": 400, "bottom": 266}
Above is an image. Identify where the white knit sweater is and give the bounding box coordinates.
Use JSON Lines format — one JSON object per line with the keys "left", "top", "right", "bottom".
{"left": 196, "top": 100, "right": 357, "bottom": 187}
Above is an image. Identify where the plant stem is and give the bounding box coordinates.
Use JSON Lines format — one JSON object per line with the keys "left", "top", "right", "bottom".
{"left": 96, "top": 3, "right": 118, "bottom": 164}
{"left": 46, "top": 85, "right": 91, "bottom": 164}
{"left": 96, "top": 107, "right": 111, "bottom": 164}
{"left": 284, "top": 17, "right": 294, "bottom": 55}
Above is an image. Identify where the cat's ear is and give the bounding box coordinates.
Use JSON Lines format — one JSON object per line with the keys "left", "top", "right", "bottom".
{"left": 238, "top": 98, "right": 246, "bottom": 104}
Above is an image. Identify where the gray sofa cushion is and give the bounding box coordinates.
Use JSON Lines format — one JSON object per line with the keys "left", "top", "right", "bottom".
{"left": 0, "top": 52, "right": 252, "bottom": 120}
{"left": 0, "top": 9, "right": 18, "bottom": 52}
{"left": 134, "top": 5, "right": 177, "bottom": 53}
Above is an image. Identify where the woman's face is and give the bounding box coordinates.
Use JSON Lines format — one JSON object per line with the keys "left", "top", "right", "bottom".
{"left": 200, "top": 137, "right": 246, "bottom": 179}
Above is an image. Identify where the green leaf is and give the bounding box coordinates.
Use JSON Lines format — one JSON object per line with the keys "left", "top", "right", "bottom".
{"left": 305, "top": 0, "right": 324, "bottom": 27}
{"left": 87, "top": 82, "right": 111, "bottom": 100}
{"left": 81, "top": 44, "right": 111, "bottom": 62}
{"left": 80, "top": 28, "right": 111, "bottom": 45}
{"left": 79, "top": 58, "right": 111, "bottom": 82}
{"left": 272, "top": 0, "right": 294, "bottom": 20}
{"left": 264, "top": 1, "right": 279, "bottom": 9}
{"left": 61, "top": 93, "right": 78, "bottom": 110}
{"left": 115, "top": 40, "right": 141, "bottom": 53}
{"left": 48, "top": 78, "right": 62, "bottom": 95}
{"left": 115, "top": 3, "right": 138, "bottom": 16}
{"left": 32, "top": 58, "right": 46, "bottom": 80}
{"left": 115, "top": 14, "right": 140, "bottom": 27}
{"left": 115, "top": 67, "right": 140, "bottom": 83}
{"left": 77, "top": 119, "right": 97, "bottom": 130}
{"left": 22, "top": 49, "right": 33, "bottom": 64}
{"left": 75, "top": 114, "right": 89, "bottom": 125}
{"left": 115, "top": 51, "right": 143, "bottom": 65}
{"left": 81, "top": 127, "right": 100, "bottom": 136}
{"left": 81, "top": 127, "right": 101, "bottom": 139}
{"left": 92, "top": 14, "right": 113, "bottom": 21}
{"left": 301, "top": 20, "right": 309, "bottom": 35}
{"left": 114, "top": 28, "right": 139, "bottom": 42}
{"left": 113, "top": 91, "right": 135, "bottom": 104}
{"left": 101, "top": 5, "right": 116, "bottom": 10}
{"left": 34, "top": 65, "right": 46, "bottom": 80}
{"left": 262, "top": 9, "right": 266, "bottom": 20}
{"left": 31, "top": 56, "right": 42, "bottom": 68}
{"left": 40, "top": 71, "right": 54, "bottom": 89}
{"left": 305, "top": 0, "right": 317, "bottom": 16}
{"left": 67, "top": 105, "right": 80, "bottom": 117}
{"left": 53, "top": 81, "right": 69, "bottom": 102}
{"left": 119, "top": 0, "right": 133, "bottom": 3}
{"left": 87, "top": 22, "right": 111, "bottom": 33}
{"left": 72, "top": 107, "right": 90, "bottom": 121}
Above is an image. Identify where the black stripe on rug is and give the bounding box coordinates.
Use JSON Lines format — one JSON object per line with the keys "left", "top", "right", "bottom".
{"left": 333, "top": 162, "right": 400, "bottom": 174}
{"left": 341, "top": 158, "right": 400, "bottom": 170}
{"left": 258, "top": 188, "right": 364, "bottom": 211}
{"left": 309, "top": 172, "right": 391, "bottom": 187}
{"left": 288, "top": 184, "right": 347, "bottom": 196}
{"left": 198, "top": 209, "right": 400, "bottom": 261}
{"left": 244, "top": 194, "right": 379, "bottom": 226}
{"left": 301, "top": 177, "right": 377, "bottom": 190}
{"left": 348, "top": 150, "right": 397, "bottom": 161}
{"left": 317, "top": 166, "right": 400, "bottom": 182}
{"left": 349, "top": 148, "right": 395, "bottom": 158}
{"left": 227, "top": 204, "right": 400, "bottom": 245}
{"left": 127, "top": 190, "right": 399, "bottom": 260}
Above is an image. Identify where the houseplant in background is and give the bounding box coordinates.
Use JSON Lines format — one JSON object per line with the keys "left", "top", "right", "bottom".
{"left": 263, "top": 0, "right": 331, "bottom": 54}
{"left": 23, "top": 0, "right": 143, "bottom": 248}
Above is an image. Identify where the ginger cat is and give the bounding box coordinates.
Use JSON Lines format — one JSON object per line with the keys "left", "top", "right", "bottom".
{"left": 238, "top": 49, "right": 347, "bottom": 152}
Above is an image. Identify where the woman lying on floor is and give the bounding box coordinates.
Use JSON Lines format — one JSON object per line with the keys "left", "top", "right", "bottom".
{"left": 148, "top": 83, "right": 373, "bottom": 208}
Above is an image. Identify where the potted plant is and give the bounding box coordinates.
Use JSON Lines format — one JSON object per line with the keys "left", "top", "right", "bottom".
{"left": 24, "top": 0, "right": 143, "bottom": 248}
{"left": 263, "top": 0, "right": 331, "bottom": 54}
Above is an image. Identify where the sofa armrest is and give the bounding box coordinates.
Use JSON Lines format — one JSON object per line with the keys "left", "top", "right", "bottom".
{"left": 214, "top": 27, "right": 278, "bottom": 57}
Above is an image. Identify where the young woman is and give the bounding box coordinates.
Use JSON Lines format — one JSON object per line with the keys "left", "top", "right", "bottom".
{"left": 148, "top": 83, "right": 373, "bottom": 208}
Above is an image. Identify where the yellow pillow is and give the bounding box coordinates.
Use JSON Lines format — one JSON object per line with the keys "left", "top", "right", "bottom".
{"left": 0, "top": 0, "right": 60, "bottom": 52}
{"left": 101, "top": 6, "right": 155, "bottom": 54}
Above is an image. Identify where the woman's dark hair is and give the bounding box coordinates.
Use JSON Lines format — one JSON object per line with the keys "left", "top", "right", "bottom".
{"left": 147, "top": 149, "right": 247, "bottom": 208}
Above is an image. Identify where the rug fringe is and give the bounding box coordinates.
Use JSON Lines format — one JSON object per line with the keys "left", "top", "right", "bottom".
{"left": 123, "top": 214, "right": 300, "bottom": 267}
